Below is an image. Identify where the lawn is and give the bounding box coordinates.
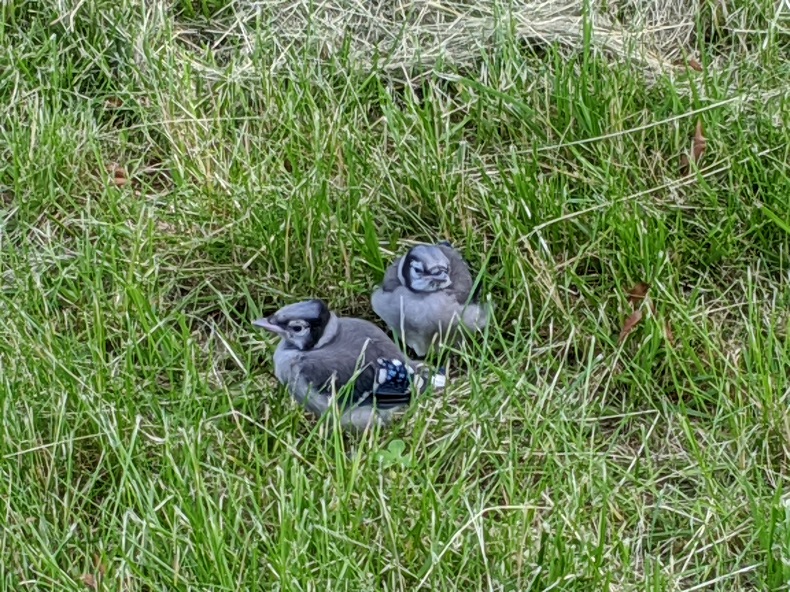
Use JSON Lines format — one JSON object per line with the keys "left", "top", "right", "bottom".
{"left": 1, "top": 0, "right": 789, "bottom": 590}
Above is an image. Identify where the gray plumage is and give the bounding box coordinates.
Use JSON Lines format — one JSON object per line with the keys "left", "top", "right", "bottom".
{"left": 371, "top": 242, "right": 489, "bottom": 356}
{"left": 253, "top": 299, "right": 441, "bottom": 433}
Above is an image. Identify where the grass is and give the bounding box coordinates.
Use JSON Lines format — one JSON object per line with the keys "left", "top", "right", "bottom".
{"left": 1, "top": 0, "right": 789, "bottom": 589}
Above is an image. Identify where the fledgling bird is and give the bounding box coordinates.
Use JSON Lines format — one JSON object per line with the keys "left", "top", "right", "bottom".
{"left": 371, "top": 242, "right": 489, "bottom": 357}
{"left": 253, "top": 299, "right": 444, "bottom": 433}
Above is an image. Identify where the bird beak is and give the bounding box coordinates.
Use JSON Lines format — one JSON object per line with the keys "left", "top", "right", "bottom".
{"left": 432, "top": 272, "right": 451, "bottom": 289}
{"left": 252, "top": 316, "right": 286, "bottom": 337}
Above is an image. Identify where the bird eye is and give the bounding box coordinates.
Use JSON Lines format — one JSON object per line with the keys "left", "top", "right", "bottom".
{"left": 288, "top": 322, "right": 307, "bottom": 332}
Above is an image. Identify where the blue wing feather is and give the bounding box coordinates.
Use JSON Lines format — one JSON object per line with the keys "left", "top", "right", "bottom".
{"left": 364, "top": 358, "right": 415, "bottom": 409}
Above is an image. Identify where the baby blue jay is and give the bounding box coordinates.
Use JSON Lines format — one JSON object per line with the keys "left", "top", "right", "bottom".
{"left": 253, "top": 299, "right": 445, "bottom": 432}
{"left": 371, "top": 241, "right": 489, "bottom": 356}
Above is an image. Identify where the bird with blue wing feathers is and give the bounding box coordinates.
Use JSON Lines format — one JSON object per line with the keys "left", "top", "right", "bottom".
{"left": 253, "top": 299, "right": 445, "bottom": 433}
{"left": 371, "top": 241, "right": 490, "bottom": 357}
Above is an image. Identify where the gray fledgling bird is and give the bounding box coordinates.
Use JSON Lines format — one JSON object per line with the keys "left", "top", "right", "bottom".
{"left": 371, "top": 242, "right": 489, "bottom": 356}
{"left": 253, "top": 299, "right": 444, "bottom": 433}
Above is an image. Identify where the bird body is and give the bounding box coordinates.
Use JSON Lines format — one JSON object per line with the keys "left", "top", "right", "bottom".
{"left": 254, "top": 299, "right": 439, "bottom": 432}
{"left": 371, "top": 242, "right": 489, "bottom": 356}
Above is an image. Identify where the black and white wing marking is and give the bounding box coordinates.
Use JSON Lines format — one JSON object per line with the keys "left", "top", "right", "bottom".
{"left": 371, "top": 358, "right": 449, "bottom": 407}
{"left": 367, "top": 358, "right": 414, "bottom": 409}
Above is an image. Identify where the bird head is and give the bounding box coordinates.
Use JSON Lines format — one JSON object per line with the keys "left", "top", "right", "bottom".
{"left": 253, "top": 299, "right": 331, "bottom": 350}
{"left": 399, "top": 245, "right": 452, "bottom": 293}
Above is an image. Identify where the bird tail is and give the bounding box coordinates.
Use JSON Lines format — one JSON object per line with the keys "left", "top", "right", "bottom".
{"left": 408, "top": 362, "right": 447, "bottom": 392}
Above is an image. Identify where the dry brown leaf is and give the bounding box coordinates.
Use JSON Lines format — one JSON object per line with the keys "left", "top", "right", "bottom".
{"left": 620, "top": 282, "right": 676, "bottom": 346}
{"left": 94, "top": 554, "right": 107, "bottom": 577}
{"left": 627, "top": 282, "right": 650, "bottom": 306}
{"left": 104, "top": 97, "right": 123, "bottom": 109}
{"left": 81, "top": 574, "right": 97, "bottom": 590}
{"left": 664, "top": 320, "right": 676, "bottom": 345}
{"left": 691, "top": 120, "right": 706, "bottom": 164}
{"left": 680, "top": 120, "right": 706, "bottom": 175}
{"left": 673, "top": 57, "right": 703, "bottom": 72}
{"left": 619, "top": 282, "right": 650, "bottom": 344}
{"left": 106, "top": 164, "right": 128, "bottom": 187}
{"left": 618, "top": 310, "right": 643, "bottom": 344}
